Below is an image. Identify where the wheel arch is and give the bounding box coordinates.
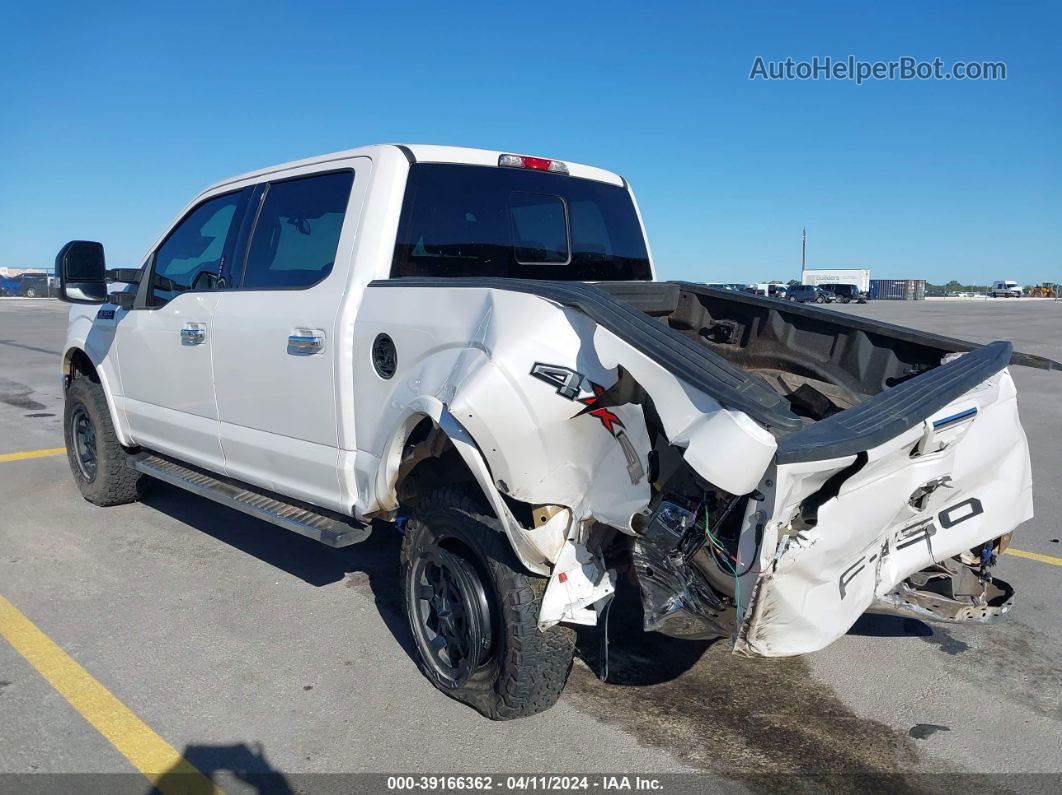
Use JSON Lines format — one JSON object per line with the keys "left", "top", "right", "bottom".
{"left": 373, "top": 400, "right": 552, "bottom": 576}
{"left": 62, "top": 343, "right": 133, "bottom": 447}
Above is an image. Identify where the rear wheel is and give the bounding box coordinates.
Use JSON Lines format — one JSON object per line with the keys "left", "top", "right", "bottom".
{"left": 64, "top": 375, "right": 142, "bottom": 506}
{"left": 401, "top": 487, "right": 576, "bottom": 720}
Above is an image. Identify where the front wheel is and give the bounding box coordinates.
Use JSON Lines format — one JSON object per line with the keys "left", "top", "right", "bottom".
{"left": 815, "top": 295, "right": 825, "bottom": 303}
{"left": 401, "top": 487, "right": 576, "bottom": 720}
{"left": 64, "top": 375, "right": 142, "bottom": 506}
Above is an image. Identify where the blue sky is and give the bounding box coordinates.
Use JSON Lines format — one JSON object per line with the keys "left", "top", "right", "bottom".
{"left": 1, "top": 1, "right": 1058, "bottom": 284}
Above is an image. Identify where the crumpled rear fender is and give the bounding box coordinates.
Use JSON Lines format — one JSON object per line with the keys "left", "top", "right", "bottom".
{"left": 354, "top": 290, "right": 656, "bottom": 535}
{"left": 366, "top": 395, "right": 556, "bottom": 575}
{"left": 351, "top": 285, "right": 781, "bottom": 618}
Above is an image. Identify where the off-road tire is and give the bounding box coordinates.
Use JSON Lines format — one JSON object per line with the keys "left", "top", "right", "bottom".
{"left": 64, "top": 374, "right": 142, "bottom": 506}
{"left": 401, "top": 487, "right": 576, "bottom": 720}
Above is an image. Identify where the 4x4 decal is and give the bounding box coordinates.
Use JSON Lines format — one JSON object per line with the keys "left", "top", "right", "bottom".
{"left": 574, "top": 383, "right": 625, "bottom": 434}
{"left": 530, "top": 363, "right": 645, "bottom": 484}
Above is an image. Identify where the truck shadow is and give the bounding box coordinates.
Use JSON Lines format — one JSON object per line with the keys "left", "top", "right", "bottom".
{"left": 847, "top": 613, "right": 932, "bottom": 637}
{"left": 574, "top": 577, "right": 722, "bottom": 687}
{"left": 139, "top": 480, "right": 709, "bottom": 686}
{"left": 138, "top": 480, "right": 415, "bottom": 658}
{"left": 152, "top": 741, "right": 293, "bottom": 794}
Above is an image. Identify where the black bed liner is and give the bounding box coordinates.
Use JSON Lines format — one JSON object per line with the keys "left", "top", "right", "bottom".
{"left": 773, "top": 340, "right": 1013, "bottom": 463}
{"left": 670, "top": 282, "right": 1060, "bottom": 373}
{"left": 371, "top": 278, "right": 1054, "bottom": 467}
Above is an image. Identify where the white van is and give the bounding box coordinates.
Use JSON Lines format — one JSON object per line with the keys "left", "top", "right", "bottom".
{"left": 989, "top": 280, "right": 1022, "bottom": 298}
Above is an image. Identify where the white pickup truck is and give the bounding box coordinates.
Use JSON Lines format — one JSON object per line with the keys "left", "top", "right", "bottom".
{"left": 56, "top": 144, "right": 1059, "bottom": 720}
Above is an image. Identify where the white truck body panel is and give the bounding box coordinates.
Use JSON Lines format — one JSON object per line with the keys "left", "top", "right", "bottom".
{"left": 116, "top": 293, "right": 224, "bottom": 471}
{"left": 210, "top": 156, "right": 372, "bottom": 510}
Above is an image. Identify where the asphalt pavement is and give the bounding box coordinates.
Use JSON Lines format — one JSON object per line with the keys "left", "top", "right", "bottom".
{"left": 0, "top": 297, "right": 1059, "bottom": 793}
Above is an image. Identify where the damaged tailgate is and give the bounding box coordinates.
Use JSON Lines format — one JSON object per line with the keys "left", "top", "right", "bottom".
{"left": 737, "top": 342, "right": 1033, "bottom": 655}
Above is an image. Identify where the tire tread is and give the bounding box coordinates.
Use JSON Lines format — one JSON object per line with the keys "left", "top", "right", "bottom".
{"left": 401, "top": 486, "right": 575, "bottom": 720}
{"left": 64, "top": 375, "right": 141, "bottom": 506}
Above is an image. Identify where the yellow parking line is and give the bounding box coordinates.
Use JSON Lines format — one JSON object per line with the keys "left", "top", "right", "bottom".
{"left": 0, "top": 594, "right": 221, "bottom": 794}
{"left": 1004, "top": 547, "right": 1062, "bottom": 567}
{"left": 0, "top": 447, "right": 66, "bottom": 463}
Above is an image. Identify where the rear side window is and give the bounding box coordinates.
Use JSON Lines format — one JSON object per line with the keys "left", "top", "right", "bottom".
{"left": 242, "top": 171, "right": 354, "bottom": 289}
{"left": 151, "top": 191, "right": 244, "bottom": 306}
{"left": 392, "top": 164, "right": 651, "bottom": 281}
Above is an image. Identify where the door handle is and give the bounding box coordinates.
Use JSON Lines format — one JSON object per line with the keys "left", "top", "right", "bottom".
{"left": 287, "top": 333, "right": 324, "bottom": 355}
{"left": 180, "top": 325, "right": 207, "bottom": 345}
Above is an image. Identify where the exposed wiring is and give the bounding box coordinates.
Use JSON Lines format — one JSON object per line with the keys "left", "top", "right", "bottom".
{"left": 704, "top": 511, "right": 740, "bottom": 610}
{"left": 702, "top": 493, "right": 763, "bottom": 579}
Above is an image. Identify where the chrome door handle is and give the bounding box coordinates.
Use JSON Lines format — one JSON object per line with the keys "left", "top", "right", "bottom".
{"left": 180, "top": 326, "right": 206, "bottom": 345}
{"left": 287, "top": 334, "right": 324, "bottom": 355}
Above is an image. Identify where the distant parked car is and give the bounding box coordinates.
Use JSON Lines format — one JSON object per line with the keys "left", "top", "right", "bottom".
{"left": 786, "top": 284, "right": 833, "bottom": 303}
{"left": 18, "top": 273, "right": 50, "bottom": 297}
{"left": 0, "top": 276, "right": 19, "bottom": 296}
{"left": 767, "top": 284, "right": 787, "bottom": 299}
{"left": 820, "top": 284, "right": 866, "bottom": 304}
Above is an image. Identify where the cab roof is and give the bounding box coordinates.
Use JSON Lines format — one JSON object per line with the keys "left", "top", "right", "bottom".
{"left": 205, "top": 144, "right": 625, "bottom": 194}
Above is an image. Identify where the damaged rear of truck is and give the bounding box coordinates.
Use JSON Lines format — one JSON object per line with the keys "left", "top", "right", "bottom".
{"left": 369, "top": 275, "right": 1053, "bottom": 656}
{"left": 346, "top": 150, "right": 1059, "bottom": 718}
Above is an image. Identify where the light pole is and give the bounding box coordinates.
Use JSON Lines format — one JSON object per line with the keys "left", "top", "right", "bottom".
{"left": 801, "top": 227, "right": 806, "bottom": 283}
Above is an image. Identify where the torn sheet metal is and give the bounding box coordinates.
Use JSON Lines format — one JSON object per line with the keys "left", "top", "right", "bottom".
{"left": 354, "top": 284, "right": 777, "bottom": 532}
{"left": 590, "top": 326, "right": 778, "bottom": 498}
{"left": 539, "top": 533, "right": 616, "bottom": 628}
{"left": 870, "top": 565, "right": 1015, "bottom": 624}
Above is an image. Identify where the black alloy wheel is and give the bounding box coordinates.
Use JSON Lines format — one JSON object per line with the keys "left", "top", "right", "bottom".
{"left": 407, "top": 544, "right": 494, "bottom": 689}
{"left": 70, "top": 405, "right": 98, "bottom": 482}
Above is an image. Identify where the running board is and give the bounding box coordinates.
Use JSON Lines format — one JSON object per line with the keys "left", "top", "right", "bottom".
{"left": 131, "top": 454, "right": 370, "bottom": 548}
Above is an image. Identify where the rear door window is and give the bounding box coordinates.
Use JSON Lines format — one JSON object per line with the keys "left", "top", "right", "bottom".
{"left": 241, "top": 171, "right": 354, "bottom": 289}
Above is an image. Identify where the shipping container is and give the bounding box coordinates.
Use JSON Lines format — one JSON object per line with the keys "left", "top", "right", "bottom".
{"left": 868, "top": 279, "right": 927, "bottom": 300}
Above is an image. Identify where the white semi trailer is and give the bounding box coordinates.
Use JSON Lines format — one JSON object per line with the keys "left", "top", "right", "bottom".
{"left": 803, "top": 268, "right": 871, "bottom": 292}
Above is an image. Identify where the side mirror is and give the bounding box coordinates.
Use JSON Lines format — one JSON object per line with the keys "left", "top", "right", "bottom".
{"left": 56, "top": 240, "right": 108, "bottom": 304}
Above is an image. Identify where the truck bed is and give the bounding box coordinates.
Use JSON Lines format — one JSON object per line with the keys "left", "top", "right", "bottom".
{"left": 376, "top": 277, "right": 1058, "bottom": 465}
